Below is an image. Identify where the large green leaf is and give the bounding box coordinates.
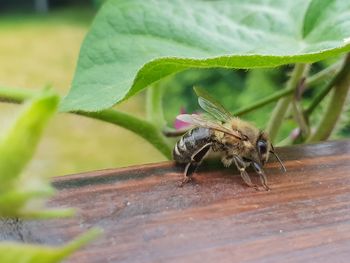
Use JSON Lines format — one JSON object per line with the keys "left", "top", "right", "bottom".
{"left": 61, "top": 0, "right": 350, "bottom": 112}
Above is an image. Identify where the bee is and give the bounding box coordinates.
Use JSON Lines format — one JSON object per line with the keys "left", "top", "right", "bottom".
{"left": 173, "top": 87, "right": 286, "bottom": 191}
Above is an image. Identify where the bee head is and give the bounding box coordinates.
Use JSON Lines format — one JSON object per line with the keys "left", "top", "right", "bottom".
{"left": 238, "top": 132, "right": 269, "bottom": 168}
{"left": 244, "top": 130, "right": 286, "bottom": 172}
{"left": 242, "top": 131, "right": 271, "bottom": 166}
{"left": 256, "top": 131, "right": 271, "bottom": 166}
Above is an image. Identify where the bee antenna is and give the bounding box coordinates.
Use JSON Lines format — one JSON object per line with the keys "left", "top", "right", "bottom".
{"left": 270, "top": 150, "right": 286, "bottom": 172}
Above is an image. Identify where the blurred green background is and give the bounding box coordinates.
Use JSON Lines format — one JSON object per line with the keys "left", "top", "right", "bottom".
{"left": 0, "top": 2, "right": 349, "bottom": 178}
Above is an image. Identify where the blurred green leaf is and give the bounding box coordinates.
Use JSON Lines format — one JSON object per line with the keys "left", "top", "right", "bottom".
{"left": 61, "top": 0, "right": 350, "bottom": 112}
{"left": 0, "top": 91, "right": 101, "bottom": 263}
{"left": 0, "top": 228, "right": 101, "bottom": 263}
{"left": 0, "top": 91, "right": 71, "bottom": 218}
{"left": 0, "top": 91, "right": 58, "bottom": 187}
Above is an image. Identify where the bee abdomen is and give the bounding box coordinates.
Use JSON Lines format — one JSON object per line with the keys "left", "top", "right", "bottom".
{"left": 173, "top": 127, "right": 213, "bottom": 163}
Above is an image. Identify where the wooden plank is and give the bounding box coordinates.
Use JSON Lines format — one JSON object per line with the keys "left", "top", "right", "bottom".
{"left": 2, "top": 140, "right": 350, "bottom": 262}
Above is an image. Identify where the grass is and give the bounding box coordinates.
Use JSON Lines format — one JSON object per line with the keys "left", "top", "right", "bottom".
{"left": 0, "top": 7, "right": 165, "bottom": 178}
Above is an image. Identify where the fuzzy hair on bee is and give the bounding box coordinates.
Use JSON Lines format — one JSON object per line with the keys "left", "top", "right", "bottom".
{"left": 173, "top": 87, "right": 286, "bottom": 191}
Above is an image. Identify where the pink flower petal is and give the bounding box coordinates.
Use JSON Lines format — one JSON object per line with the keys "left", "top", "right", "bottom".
{"left": 174, "top": 107, "right": 192, "bottom": 130}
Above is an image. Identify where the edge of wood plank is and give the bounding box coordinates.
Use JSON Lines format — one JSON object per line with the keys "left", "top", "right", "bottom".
{"left": 52, "top": 140, "right": 350, "bottom": 190}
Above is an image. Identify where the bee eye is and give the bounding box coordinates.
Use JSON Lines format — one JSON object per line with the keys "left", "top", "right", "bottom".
{"left": 257, "top": 140, "right": 267, "bottom": 155}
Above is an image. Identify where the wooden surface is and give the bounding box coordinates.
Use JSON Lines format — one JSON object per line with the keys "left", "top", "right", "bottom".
{"left": 2, "top": 140, "right": 350, "bottom": 262}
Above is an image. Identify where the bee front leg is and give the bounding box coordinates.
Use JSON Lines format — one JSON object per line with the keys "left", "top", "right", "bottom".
{"left": 179, "top": 143, "right": 212, "bottom": 187}
{"left": 252, "top": 162, "right": 270, "bottom": 191}
{"left": 233, "top": 156, "right": 258, "bottom": 190}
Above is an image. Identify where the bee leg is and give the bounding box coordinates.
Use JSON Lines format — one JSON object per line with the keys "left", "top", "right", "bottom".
{"left": 240, "top": 169, "right": 259, "bottom": 190}
{"left": 233, "top": 157, "right": 258, "bottom": 190}
{"left": 252, "top": 162, "right": 270, "bottom": 191}
{"left": 179, "top": 163, "right": 196, "bottom": 187}
{"left": 179, "top": 143, "right": 212, "bottom": 187}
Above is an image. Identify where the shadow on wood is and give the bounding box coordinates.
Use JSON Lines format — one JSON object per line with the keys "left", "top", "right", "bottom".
{"left": 1, "top": 140, "right": 350, "bottom": 262}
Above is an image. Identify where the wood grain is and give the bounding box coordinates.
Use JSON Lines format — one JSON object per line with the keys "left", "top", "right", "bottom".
{"left": 1, "top": 140, "right": 350, "bottom": 262}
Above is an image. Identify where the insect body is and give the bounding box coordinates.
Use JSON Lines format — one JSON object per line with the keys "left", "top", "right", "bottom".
{"left": 173, "top": 87, "right": 286, "bottom": 190}
{"left": 173, "top": 127, "right": 214, "bottom": 181}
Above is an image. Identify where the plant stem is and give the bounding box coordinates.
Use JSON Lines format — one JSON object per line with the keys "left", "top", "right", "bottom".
{"left": 306, "top": 60, "right": 343, "bottom": 86}
{"left": 162, "top": 126, "right": 188, "bottom": 137}
{"left": 291, "top": 65, "right": 311, "bottom": 138}
{"left": 233, "top": 88, "right": 293, "bottom": 116}
{"left": 305, "top": 72, "right": 341, "bottom": 117}
{"left": 307, "top": 54, "right": 350, "bottom": 142}
{"left": 305, "top": 57, "right": 346, "bottom": 117}
{"left": 79, "top": 110, "right": 172, "bottom": 159}
{"left": 0, "top": 86, "right": 172, "bottom": 159}
{"left": 276, "top": 135, "right": 294, "bottom": 147}
{"left": 233, "top": 62, "right": 341, "bottom": 117}
{"left": 266, "top": 64, "right": 307, "bottom": 142}
{"left": 291, "top": 100, "right": 310, "bottom": 137}
{"left": 146, "top": 84, "right": 166, "bottom": 129}
{"left": 0, "top": 86, "right": 36, "bottom": 103}
{"left": 266, "top": 97, "right": 290, "bottom": 143}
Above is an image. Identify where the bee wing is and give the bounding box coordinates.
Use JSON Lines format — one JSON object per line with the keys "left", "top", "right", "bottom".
{"left": 194, "top": 86, "right": 233, "bottom": 122}
{"left": 177, "top": 114, "right": 242, "bottom": 140}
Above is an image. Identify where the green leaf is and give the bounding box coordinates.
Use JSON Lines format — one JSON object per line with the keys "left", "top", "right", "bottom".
{"left": 0, "top": 90, "right": 66, "bottom": 217}
{"left": 61, "top": 0, "right": 350, "bottom": 112}
{"left": 0, "top": 228, "right": 101, "bottom": 263}
{"left": 0, "top": 90, "right": 59, "bottom": 187}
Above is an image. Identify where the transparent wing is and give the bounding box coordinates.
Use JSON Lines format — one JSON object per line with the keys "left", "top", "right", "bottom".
{"left": 177, "top": 114, "right": 242, "bottom": 140}
{"left": 194, "top": 86, "right": 233, "bottom": 122}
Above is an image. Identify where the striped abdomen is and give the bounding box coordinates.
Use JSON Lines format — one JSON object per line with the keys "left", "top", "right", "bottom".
{"left": 173, "top": 127, "right": 213, "bottom": 163}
